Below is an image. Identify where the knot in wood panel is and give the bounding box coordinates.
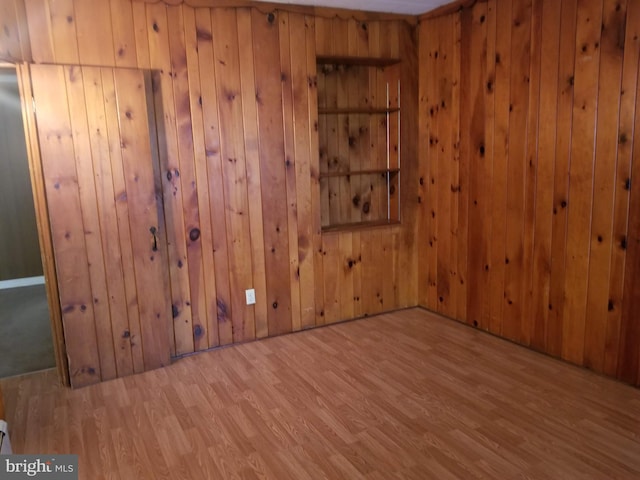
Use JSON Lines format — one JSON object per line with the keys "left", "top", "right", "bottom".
{"left": 194, "top": 325, "right": 204, "bottom": 339}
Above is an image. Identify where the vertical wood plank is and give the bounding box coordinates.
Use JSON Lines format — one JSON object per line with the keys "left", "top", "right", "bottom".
{"left": 195, "top": 8, "right": 232, "bottom": 347}
{"left": 167, "top": 5, "right": 209, "bottom": 350}
{"left": 456, "top": 7, "right": 473, "bottom": 323}
{"left": 479, "top": 0, "right": 496, "bottom": 328}
{"left": 368, "top": 20, "right": 384, "bottom": 316}
{"left": 605, "top": 0, "right": 640, "bottom": 377}
{"left": 618, "top": 0, "right": 640, "bottom": 385}
{"left": 398, "top": 21, "right": 419, "bottom": 308}
{"left": 583, "top": 0, "right": 626, "bottom": 372}
{"left": 530, "top": 0, "right": 561, "bottom": 351}
{"left": 436, "top": 15, "right": 454, "bottom": 318}
{"left": 237, "top": 7, "right": 269, "bottom": 338}
{"left": 0, "top": 0, "right": 22, "bottom": 60}
{"left": 347, "top": 20, "right": 362, "bottom": 226}
{"left": 423, "top": 19, "right": 439, "bottom": 311}
{"left": 307, "top": 15, "right": 325, "bottom": 327}
{"left": 0, "top": 0, "right": 32, "bottom": 62}
{"left": 502, "top": 0, "right": 532, "bottom": 342}
{"left": 74, "top": 0, "right": 115, "bottom": 66}
{"left": 23, "top": 0, "right": 55, "bottom": 63}
{"left": 146, "top": 3, "right": 193, "bottom": 356}
{"left": 183, "top": 5, "right": 216, "bottom": 351}
{"left": 31, "top": 64, "right": 101, "bottom": 387}
{"left": 547, "top": 0, "right": 578, "bottom": 357}
{"left": 347, "top": 19, "right": 362, "bottom": 318}
{"left": 488, "top": 0, "right": 512, "bottom": 335}
{"left": 561, "top": 0, "right": 603, "bottom": 364}
{"left": 464, "top": 3, "right": 488, "bottom": 328}
{"left": 386, "top": 24, "right": 402, "bottom": 312}
{"left": 360, "top": 143, "right": 379, "bottom": 315}
{"left": 339, "top": 232, "right": 354, "bottom": 320}
{"left": 100, "top": 68, "right": 146, "bottom": 374}
{"left": 131, "top": 1, "right": 150, "bottom": 69}
{"left": 417, "top": 19, "right": 431, "bottom": 308}
{"left": 278, "top": 11, "right": 303, "bottom": 332}
{"left": 322, "top": 234, "right": 340, "bottom": 323}
{"left": 114, "top": 67, "right": 171, "bottom": 371}
{"left": 49, "top": 0, "right": 79, "bottom": 64}
{"left": 211, "top": 7, "right": 256, "bottom": 343}
{"left": 81, "top": 67, "right": 134, "bottom": 378}
{"left": 252, "top": 8, "right": 292, "bottom": 336}
{"left": 64, "top": 66, "right": 117, "bottom": 381}
{"left": 289, "top": 13, "right": 318, "bottom": 329}
{"left": 17, "top": 63, "right": 69, "bottom": 385}
{"left": 520, "top": 0, "right": 542, "bottom": 346}
{"left": 110, "top": 0, "right": 138, "bottom": 68}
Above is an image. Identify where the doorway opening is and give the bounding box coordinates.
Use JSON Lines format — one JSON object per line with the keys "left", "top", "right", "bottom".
{"left": 0, "top": 67, "right": 55, "bottom": 379}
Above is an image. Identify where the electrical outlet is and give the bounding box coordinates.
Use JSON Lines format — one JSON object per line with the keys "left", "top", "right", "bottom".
{"left": 245, "top": 289, "right": 256, "bottom": 305}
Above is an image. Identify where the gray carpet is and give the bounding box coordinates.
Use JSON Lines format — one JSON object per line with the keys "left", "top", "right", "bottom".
{"left": 0, "top": 285, "right": 55, "bottom": 378}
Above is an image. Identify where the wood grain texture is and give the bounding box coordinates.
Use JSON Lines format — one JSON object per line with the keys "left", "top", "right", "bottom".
{"left": 561, "top": 0, "right": 602, "bottom": 365}
{"left": 4, "top": 0, "right": 639, "bottom": 391}
{"left": 583, "top": 0, "right": 626, "bottom": 373}
{"left": 2, "top": 1, "right": 419, "bottom": 385}
{"left": 30, "top": 64, "right": 103, "bottom": 387}
{"left": 0, "top": 0, "right": 31, "bottom": 61}
{"left": 529, "top": 0, "right": 560, "bottom": 353}
{"left": 610, "top": 0, "right": 640, "bottom": 380}
{"left": 29, "top": 64, "right": 171, "bottom": 387}
{"left": 16, "top": 63, "right": 70, "bottom": 386}
{"left": 418, "top": 0, "right": 640, "bottom": 386}
{"left": 113, "top": 67, "right": 172, "bottom": 372}
{"left": 316, "top": 17, "right": 417, "bottom": 323}
{"left": 252, "top": 8, "right": 293, "bottom": 337}
{"left": 65, "top": 65, "right": 118, "bottom": 381}
{"left": 211, "top": 7, "right": 256, "bottom": 343}
{"left": 194, "top": 6, "right": 232, "bottom": 348}
{"left": 3, "top": 308, "right": 640, "bottom": 479}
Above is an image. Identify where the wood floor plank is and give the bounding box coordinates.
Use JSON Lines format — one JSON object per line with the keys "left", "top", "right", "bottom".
{"left": 2, "top": 308, "right": 640, "bottom": 480}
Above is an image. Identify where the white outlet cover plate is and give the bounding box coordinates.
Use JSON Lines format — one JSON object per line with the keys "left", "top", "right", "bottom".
{"left": 246, "top": 289, "right": 256, "bottom": 305}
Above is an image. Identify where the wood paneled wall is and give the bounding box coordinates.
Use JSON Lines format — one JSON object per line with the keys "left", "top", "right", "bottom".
{"left": 418, "top": 0, "right": 640, "bottom": 386}
{"left": 4, "top": 0, "right": 639, "bottom": 390}
{"left": 0, "top": 0, "right": 418, "bottom": 371}
{"left": 315, "top": 17, "right": 419, "bottom": 325}
{"left": 0, "top": 68, "right": 42, "bottom": 281}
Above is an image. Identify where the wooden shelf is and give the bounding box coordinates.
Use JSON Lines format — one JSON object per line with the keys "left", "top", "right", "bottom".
{"left": 317, "top": 53, "right": 401, "bottom": 234}
{"left": 319, "top": 168, "right": 399, "bottom": 179}
{"left": 322, "top": 219, "right": 401, "bottom": 234}
{"left": 316, "top": 55, "right": 401, "bottom": 67}
{"left": 318, "top": 107, "right": 400, "bottom": 115}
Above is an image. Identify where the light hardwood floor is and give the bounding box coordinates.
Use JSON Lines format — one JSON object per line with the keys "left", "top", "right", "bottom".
{"left": 2, "top": 308, "right": 640, "bottom": 479}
